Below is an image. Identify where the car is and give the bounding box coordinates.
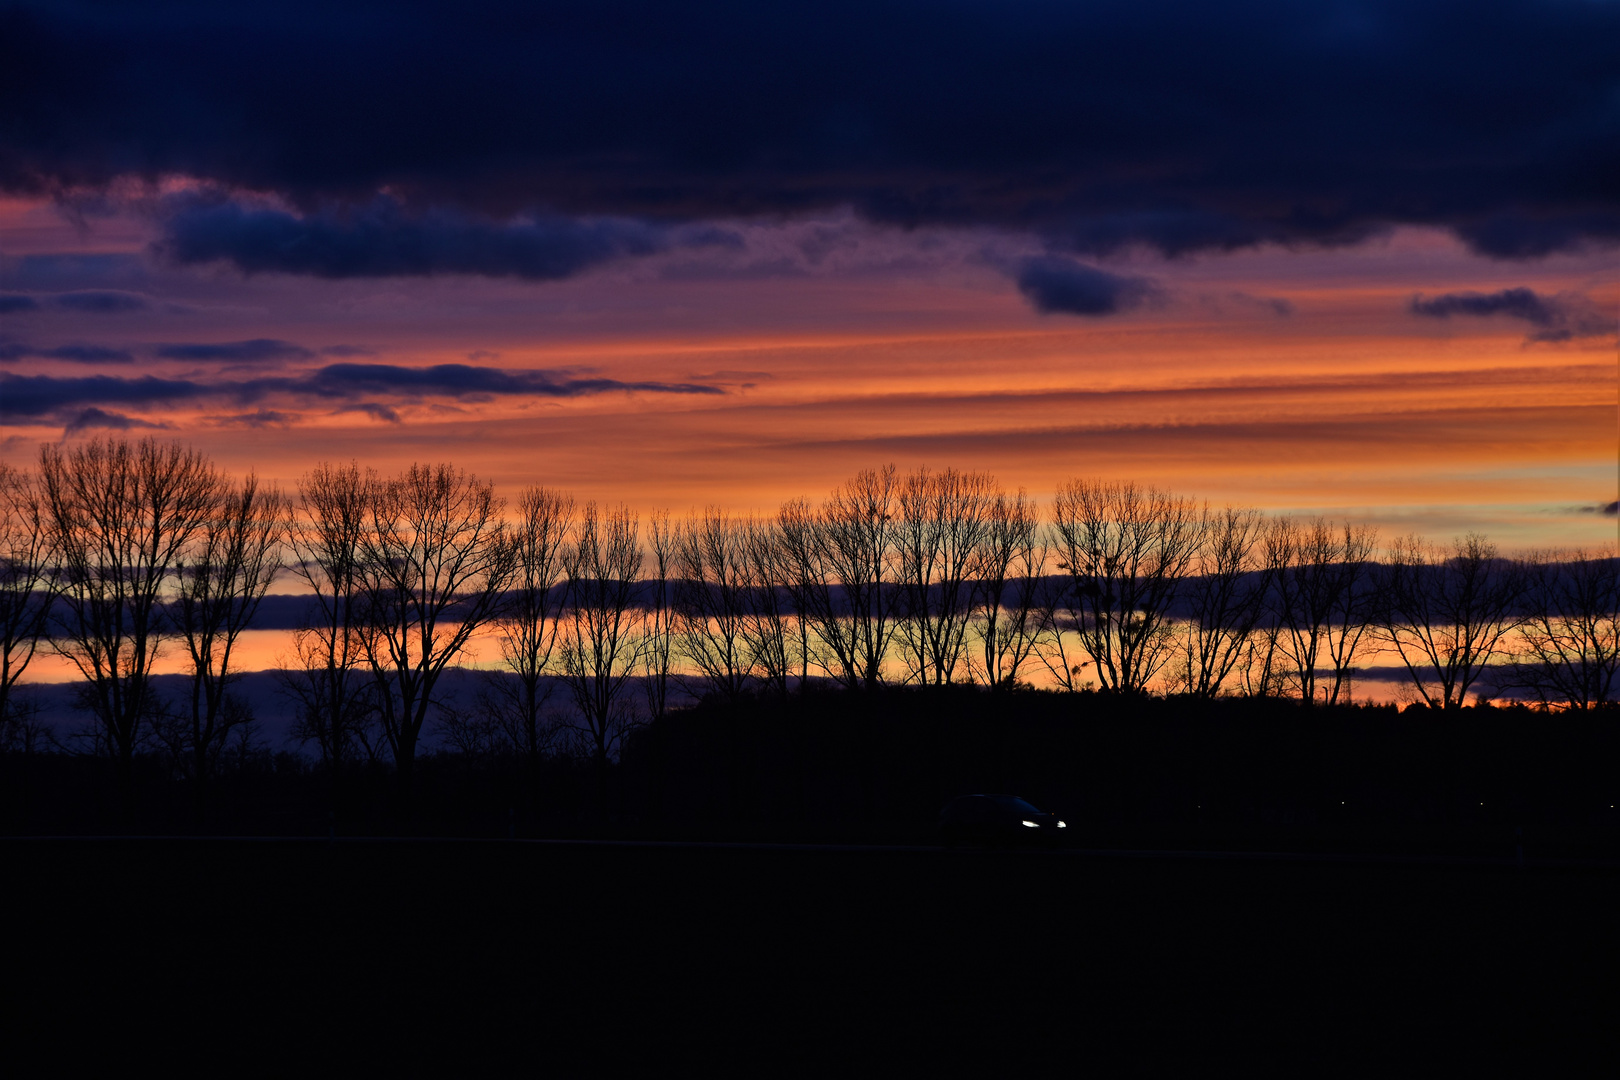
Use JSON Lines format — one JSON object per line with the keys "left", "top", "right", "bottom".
{"left": 939, "top": 794, "right": 1068, "bottom": 849}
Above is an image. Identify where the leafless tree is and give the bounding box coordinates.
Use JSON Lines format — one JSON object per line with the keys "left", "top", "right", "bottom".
{"left": 40, "top": 438, "right": 221, "bottom": 800}
{"left": 166, "top": 474, "right": 286, "bottom": 801}
{"left": 1271, "top": 517, "right": 1379, "bottom": 704}
{"left": 1050, "top": 481, "right": 1204, "bottom": 694}
{"left": 1376, "top": 533, "right": 1527, "bottom": 710}
{"left": 1504, "top": 550, "right": 1620, "bottom": 710}
{"left": 741, "top": 517, "right": 795, "bottom": 697}
{"left": 776, "top": 497, "right": 828, "bottom": 684}
{"left": 1031, "top": 570, "right": 1089, "bottom": 693}
{"left": 1320, "top": 522, "right": 1379, "bottom": 704}
{"left": 0, "top": 464, "right": 57, "bottom": 735}
{"left": 675, "top": 508, "right": 755, "bottom": 700}
{"left": 779, "top": 467, "right": 901, "bottom": 690}
{"left": 357, "top": 463, "right": 515, "bottom": 792}
{"left": 968, "top": 487, "right": 1047, "bottom": 690}
{"left": 895, "top": 467, "right": 994, "bottom": 685}
{"left": 279, "top": 462, "right": 381, "bottom": 768}
{"left": 642, "top": 509, "right": 676, "bottom": 721}
{"left": 560, "top": 503, "right": 644, "bottom": 804}
{"left": 1177, "top": 506, "right": 1271, "bottom": 698}
{"left": 487, "top": 486, "right": 575, "bottom": 768}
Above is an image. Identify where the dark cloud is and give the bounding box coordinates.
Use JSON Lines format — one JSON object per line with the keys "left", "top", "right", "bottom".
{"left": 156, "top": 196, "right": 675, "bottom": 279}
{"left": 1409, "top": 288, "right": 1612, "bottom": 343}
{"left": 1410, "top": 288, "right": 1559, "bottom": 325}
{"left": 0, "top": 290, "right": 148, "bottom": 315}
{"left": 1, "top": 1, "right": 1616, "bottom": 261}
{"left": 340, "top": 403, "right": 402, "bottom": 424}
{"left": 62, "top": 407, "right": 171, "bottom": 435}
{"left": 297, "top": 363, "right": 725, "bottom": 398}
{"left": 0, "top": 373, "right": 205, "bottom": 417}
{"left": 1015, "top": 257, "right": 1157, "bottom": 316}
{"left": 154, "top": 338, "right": 314, "bottom": 362}
{"left": 0, "top": 362, "right": 723, "bottom": 424}
{"left": 206, "top": 409, "right": 299, "bottom": 428}
{"left": 0, "top": 342, "right": 136, "bottom": 364}
{"left": 52, "top": 290, "right": 148, "bottom": 313}
{"left": 1, "top": 254, "right": 146, "bottom": 289}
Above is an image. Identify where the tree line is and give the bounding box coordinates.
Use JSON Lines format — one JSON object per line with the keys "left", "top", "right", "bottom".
{"left": 1, "top": 439, "right": 1617, "bottom": 804}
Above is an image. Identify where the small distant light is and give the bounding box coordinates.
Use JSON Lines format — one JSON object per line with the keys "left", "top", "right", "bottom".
{"left": 1021, "top": 820, "right": 1039, "bottom": 828}
{"left": 1057, "top": 821, "right": 1067, "bottom": 828}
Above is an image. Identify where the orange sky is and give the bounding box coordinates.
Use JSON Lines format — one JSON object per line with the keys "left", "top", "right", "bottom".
{"left": 2, "top": 196, "right": 1616, "bottom": 552}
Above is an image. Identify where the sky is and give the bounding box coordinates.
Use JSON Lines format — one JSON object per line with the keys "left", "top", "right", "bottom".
{"left": 2, "top": 0, "right": 1617, "bottom": 553}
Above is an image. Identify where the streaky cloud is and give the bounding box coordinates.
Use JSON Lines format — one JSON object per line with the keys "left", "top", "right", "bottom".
{"left": 155, "top": 338, "right": 314, "bottom": 362}
{"left": 0, "top": 362, "right": 725, "bottom": 424}
{"left": 0, "top": 342, "right": 136, "bottom": 364}
{"left": 1409, "top": 288, "right": 1613, "bottom": 343}
{"left": 62, "top": 407, "right": 172, "bottom": 434}
{"left": 52, "top": 290, "right": 148, "bottom": 313}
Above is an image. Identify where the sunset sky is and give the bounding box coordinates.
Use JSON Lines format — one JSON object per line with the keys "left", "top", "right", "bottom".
{"left": 2, "top": 0, "right": 1617, "bottom": 552}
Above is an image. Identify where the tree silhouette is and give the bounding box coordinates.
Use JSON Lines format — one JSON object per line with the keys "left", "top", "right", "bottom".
{"left": 357, "top": 463, "right": 514, "bottom": 801}
{"left": 1178, "top": 506, "right": 1271, "bottom": 698}
{"left": 895, "top": 467, "right": 994, "bottom": 686}
{"left": 0, "top": 463, "right": 57, "bottom": 737}
{"left": 561, "top": 502, "right": 644, "bottom": 811}
{"left": 488, "top": 486, "right": 575, "bottom": 773}
{"left": 674, "top": 508, "right": 756, "bottom": 701}
{"left": 279, "top": 461, "right": 382, "bottom": 771}
{"left": 970, "top": 486, "right": 1046, "bottom": 690}
{"left": 166, "top": 473, "right": 286, "bottom": 810}
{"left": 1050, "top": 481, "right": 1203, "bottom": 694}
{"left": 40, "top": 438, "right": 221, "bottom": 807}
{"left": 1376, "top": 533, "right": 1526, "bottom": 709}
{"left": 1506, "top": 550, "right": 1620, "bottom": 710}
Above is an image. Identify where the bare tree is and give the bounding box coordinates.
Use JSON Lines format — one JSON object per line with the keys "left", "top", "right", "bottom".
{"left": 895, "top": 467, "right": 994, "bottom": 685}
{"left": 1376, "top": 533, "right": 1526, "bottom": 710}
{"left": 1177, "top": 506, "right": 1271, "bottom": 698}
{"left": 776, "top": 496, "right": 830, "bottom": 684}
{"left": 1505, "top": 550, "right": 1620, "bottom": 710}
{"left": 279, "top": 462, "right": 380, "bottom": 769}
{"left": 487, "top": 486, "right": 575, "bottom": 769}
{"left": 675, "top": 508, "right": 755, "bottom": 701}
{"left": 1031, "top": 569, "right": 1090, "bottom": 692}
{"left": 641, "top": 510, "right": 676, "bottom": 721}
{"left": 1321, "top": 522, "right": 1379, "bottom": 705}
{"left": 167, "top": 474, "right": 286, "bottom": 804}
{"left": 741, "top": 517, "right": 795, "bottom": 697}
{"left": 779, "top": 467, "right": 901, "bottom": 690}
{"left": 40, "top": 438, "right": 221, "bottom": 801}
{"left": 969, "top": 487, "right": 1047, "bottom": 690}
{"left": 561, "top": 503, "right": 644, "bottom": 807}
{"left": 1272, "top": 517, "right": 1377, "bottom": 704}
{"left": 0, "top": 464, "right": 57, "bottom": 734}
{"left": 357, "top": 463, "right": 515, "bottom": 793}
{"left": 1050, "top": 481, "right": 1203, "bottom": 694}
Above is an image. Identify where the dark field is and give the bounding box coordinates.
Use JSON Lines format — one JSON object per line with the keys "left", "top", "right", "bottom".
{"left": 5, "top": 839, "right": 1617, "bottom": 1073}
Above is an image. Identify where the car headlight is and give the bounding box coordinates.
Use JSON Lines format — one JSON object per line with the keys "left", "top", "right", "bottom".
{"left": 1021, "top": 820, "right": 1039, "bottom": 828}
{"left": 1057, "top": 821, "right": 1066, "bottom": 828}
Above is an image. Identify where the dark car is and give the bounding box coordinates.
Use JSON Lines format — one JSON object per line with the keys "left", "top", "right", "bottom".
{"left": 940, "top": 794, "right": 1068, "bottom": 849}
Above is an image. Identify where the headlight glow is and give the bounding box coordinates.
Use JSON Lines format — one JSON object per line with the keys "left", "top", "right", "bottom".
{"left": 1021, "top": 820, "right": 1038, "bottom": 828}
{"left": 1057, "top": 821, "right": 1066, "bottom": 828}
